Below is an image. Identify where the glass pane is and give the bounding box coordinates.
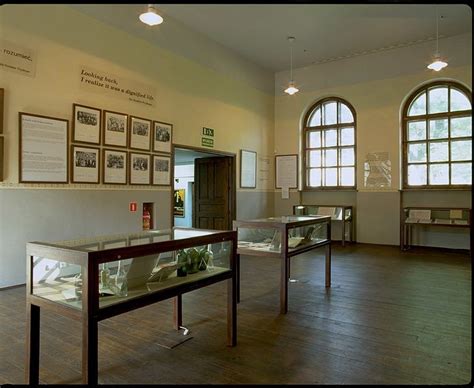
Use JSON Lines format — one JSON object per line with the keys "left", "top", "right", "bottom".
{"left": 340, "top": 148, "right": 355, "bottom": 166}
{"left": 308, "top": 131, "right": 321, "bottom": 148}
{"left": 324, "top": 168, "right": 337, "bottom": 186}
{"left": 339, "top": 103, "right": 354, "bottom": 123}
{"left": 451, "top": 140, "right": 472, "bottom": 161}
{"left": 340, "top": 127, "right": 354, "bottom": 146}
{"left": 308, "top": 150, "right": 321, "bottom": 167}
{"left": 429, "top": 164, "right": 449, "bottom": 185}
{"left": 407, "top": 121, "right": 426, "bottom": 141}
{"left": 309, "top": 168, "right": 322, "bottom": 186}
{"left": 408, "top": 164, "right": 427, "bottom": 185}
{"left": 308, "top": 107, "right": 321, "bottom": 127}
{"left": 429, "top": 119, "right": 448, "bottom": 139}
{"left": 428, "top": 87, "right": 448, "bottom": 114}
{"left": 340, "top": 167, "right": 355, "bottom": 186}
{"left": 324, "top": 149, "right": 337, "bottom": 167}
{"left": 450, "top": 88, "right": 471, "bottom": 112}
{"left": 323, "top": 102, "right": 337, "bottom": 125}
{"left": 429, "top": 142, "right": 448, "bottom": 162}
{"left": 408, "top": 143, "right": 427, "bottom": 163}
{"left": 451, "top": 163, "right": 472, "bottom": 184}
{"left": 408, "top": 92, "right": 426, "bottom": 116}
{"left": 324, "top": 129, "right": 337, "bottom": 147}
{"left": 451, "top": 117, "right": 472, "bottom": 138}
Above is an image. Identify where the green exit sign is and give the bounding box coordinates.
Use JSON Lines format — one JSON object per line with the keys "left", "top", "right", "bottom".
{"left": 202, "top": 127, "right": 214, "bottom": 137}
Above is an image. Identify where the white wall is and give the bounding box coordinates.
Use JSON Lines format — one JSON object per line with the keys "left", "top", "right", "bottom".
{"left": 174, "top": 164, "right": 194, "bottom": 228}
{"left": 274, "top": 33, "right": 472, "bottom": 247}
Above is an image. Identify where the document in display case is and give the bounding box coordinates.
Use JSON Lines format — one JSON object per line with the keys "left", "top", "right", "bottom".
{"left": 26, "top": 227, "right": 238, "bottom": 385}
{"left": 233, "top": 215, "right": 331, "bottom": 314}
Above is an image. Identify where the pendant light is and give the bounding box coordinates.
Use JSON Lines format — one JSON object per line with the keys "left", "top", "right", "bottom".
{"left": 284, "top": 36, "right": 299, "bottom": 95}
{"left": 139, "top": 4, "right": 164, "bottom": 26}
{"left": 427, "top": 7, "right": 447, "bottom": 71}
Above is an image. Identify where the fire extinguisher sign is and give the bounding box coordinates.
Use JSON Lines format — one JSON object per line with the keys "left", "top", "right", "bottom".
{"left": 129, "top": 202, "right": 137, "bottom": 212}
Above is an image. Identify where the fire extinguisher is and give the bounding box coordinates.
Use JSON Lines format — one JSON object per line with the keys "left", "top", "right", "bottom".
{"left": 143, "top": 208, "right": 151, "bottom": 230}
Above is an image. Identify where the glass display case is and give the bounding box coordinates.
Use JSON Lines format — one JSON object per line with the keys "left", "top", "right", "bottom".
{"left": 293, "top": 204, "right": 354, "bottom": 246}
{"left": 233, "top": 215, "right": 331, "bottom": 314}
{"left": 401, "top": 207, "right": 471, "bottom": 251}
{"left": 26, "top": 227, "right": 238, "bottom": 385}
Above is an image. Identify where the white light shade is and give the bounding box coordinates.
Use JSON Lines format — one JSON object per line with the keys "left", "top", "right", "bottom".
{"left": 427, "top": 59, "right": 448, "bottom": 71}
{"left": 284, "top": 82, "right": 299, "bottom": 95}
{"left": 139, "top": 7, "right": 163, "bottom": 26}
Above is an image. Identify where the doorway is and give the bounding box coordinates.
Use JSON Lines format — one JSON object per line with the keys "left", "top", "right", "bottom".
{"left": 172, "top": 145, "right": 236, "bottom": 231}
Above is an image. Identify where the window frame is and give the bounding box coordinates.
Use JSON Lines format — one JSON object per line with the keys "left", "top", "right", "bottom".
{"left": 402, "top": 81, "right": 472, "bottom": 190}
{"left": 302, "top": 97, "right": 357, "bottom": 191}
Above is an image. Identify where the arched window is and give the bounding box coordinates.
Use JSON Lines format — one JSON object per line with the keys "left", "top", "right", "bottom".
{"left": 303, "top": 97, "right": 356, "bottom": 188}
{"left": 402, "top": 81, "right": 472, "bottom": 188}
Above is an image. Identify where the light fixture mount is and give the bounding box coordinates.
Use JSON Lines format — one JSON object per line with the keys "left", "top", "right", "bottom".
{"left": 284, "top": 36, "right": 299, "bottom": 95}
{"left": 139, "top": 4, "right": 164, "bottom": 26}
{"left": 427, "top": 7, "right": 447, "bottom": 72}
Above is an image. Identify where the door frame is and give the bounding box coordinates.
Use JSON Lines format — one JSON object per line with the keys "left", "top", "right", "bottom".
{"left": 171, "top": 143, "right": 236, "bottom": 229}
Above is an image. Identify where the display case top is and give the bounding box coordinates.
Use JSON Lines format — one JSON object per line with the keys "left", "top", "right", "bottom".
{"left": 50, "top": 227, "right": 223, "bottom": 251}
{"left": 235, "top": 215, "right": 329, "bottom": 225}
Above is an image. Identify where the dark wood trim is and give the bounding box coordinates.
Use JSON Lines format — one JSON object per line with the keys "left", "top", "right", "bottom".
{"left": 152, "top": 120, "right": 173, "bottom": 154}
{"left": 0, "top": 88, "right": 4, "bottom": 135}
{"left": 102, "top": 109, "right": 129, "bottom": 148}
{"left": 129, "top": 151, "right": 151, "bottom": 185}
{"left": 72, "top": 103, "right": 102, "bottom": 146}
{"left": 128, "top": 115, "right": 152, "bottom": 151}
{"left": 102, "top": 148, "right": 128, "bottom": 185}
{"left": 71, "top": 144, "right": 101, "bottom": 184}
{"left": 18, "top": 112, "right": 69, "bottom": 184}
{"left": 0, "top": 136, "right": 4, "bottom": 182}
{"left": 173, "top": 295, "right": 182, "bottom": 330}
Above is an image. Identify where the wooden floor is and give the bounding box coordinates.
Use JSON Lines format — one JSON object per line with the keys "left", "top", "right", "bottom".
{"left": 0, "top": 243, "right": 471, "bottom": 385}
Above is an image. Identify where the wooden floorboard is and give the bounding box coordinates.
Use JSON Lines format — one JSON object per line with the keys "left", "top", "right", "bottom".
{"left": 0, "top": 243, "right": 471, "bottom": 384}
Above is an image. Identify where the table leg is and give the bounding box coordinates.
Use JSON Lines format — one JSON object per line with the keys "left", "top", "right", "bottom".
{"left": 227, "top": 270, "right": 237, "bottom": 346}
{"left": 325, "top": 243, "right": 331, "bottom": 288}
{"left": 26, "top": 303, "right": 40, "bottom": 385}
{"left": 280, "top": 255, "right": 289, "bottom": 314}
{"left": 82, "top": 316, "right": 98, "bottom": 385}
{"left": 342, "top": 220, "right": 346, "bottom": 247}
{"left": 173, "top": 295, "right": 183, "bottom": 330}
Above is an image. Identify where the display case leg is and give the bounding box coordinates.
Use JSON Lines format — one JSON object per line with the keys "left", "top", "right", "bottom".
{"left": 82, "top": 316, "right": 98, "bottom": 385}
{"left": 173, "top": 295, "right": 183, "bottom": 330}
{"left": 325, "top": 243, "right": 331, "bottom": 288}
{"left": 227, "top": 274, "right": 237, "bottom": 346}
{"left": 280, "top": 256, "right": 289, "bottom": 314}
{"left": 26, "top": 303, "right": 40, "bottom": 385}
{"left": 342, "top": 220, "right": 346, "bottom": 247}
{"left": 236, "top": 254, "right": 240, "bottom": 304}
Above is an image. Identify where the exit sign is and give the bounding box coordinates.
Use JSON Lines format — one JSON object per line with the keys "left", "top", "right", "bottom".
{"left": 202, "top": 127, "right": 214, "bottom": 137}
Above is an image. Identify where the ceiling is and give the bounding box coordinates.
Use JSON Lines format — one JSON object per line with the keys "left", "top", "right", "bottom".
{"left": 71, "top": 4, "right": 471, "bottom": 73}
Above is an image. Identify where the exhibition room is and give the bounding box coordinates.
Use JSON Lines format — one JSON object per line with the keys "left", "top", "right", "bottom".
{"left": 0, "top": 3, "right": 471, "bottom": 385}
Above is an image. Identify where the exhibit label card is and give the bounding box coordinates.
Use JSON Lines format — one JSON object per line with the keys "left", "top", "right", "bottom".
{"left": 20, "top": 113, "right": 68, "bottom": 183}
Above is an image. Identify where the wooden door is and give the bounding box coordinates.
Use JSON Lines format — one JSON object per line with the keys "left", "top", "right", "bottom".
{"left": 193, "top": 156, "right": 234, "bottom": 230}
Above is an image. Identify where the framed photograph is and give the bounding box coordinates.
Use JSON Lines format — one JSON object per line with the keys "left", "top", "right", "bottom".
{"left": 174, "top": 189, "right": 185, "bottom": 217}
{"left": 19, "top": 112, "right": 69, "bottom": 183}
{"left": 152, "top": 155, "right": 171, "bottom": 186}
{"left": 72, "top": 103, "right": 101, "bottom": 144}
{"left": 240, "top": 149, "right": 257, "bottom": 188}
{"left": 275, "top": 154, "right": 298, "bottom": 189}
{"left": 129, "top": 116, "right": 151, "bottom": 151}
{"left": 153, "top": 121, "right": 172, "bottom": 153}
{"left": 103, "top": 148, "right": 127, "bottom": 185}
{"left": 71, "top": 145, "right": 100, "bottom": 183}
{"left": 103, "top": 110, "right": 128, "bottom": 147}
{"left": 0, "top": 88, "right": 4, "bottom": 135}
{"left": 129, "top": 152, "right": 151, "bottom": 185}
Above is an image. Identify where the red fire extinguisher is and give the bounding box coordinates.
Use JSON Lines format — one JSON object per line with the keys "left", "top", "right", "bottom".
{"left": 143, "top": 208, "right": 151, "bottom": 230}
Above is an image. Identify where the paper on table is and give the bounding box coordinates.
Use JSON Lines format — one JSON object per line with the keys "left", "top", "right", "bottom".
{"left": 282, "top": 187, "right": 289, "bottom": 199}
{"left": 409, "top": 209, "right": 431, "bottom": 220}
{"left": 450, "top": 209, "right": 463, "bottom": 219}
{"left": 317, "top": 207, "right": 335, "bottom": 217}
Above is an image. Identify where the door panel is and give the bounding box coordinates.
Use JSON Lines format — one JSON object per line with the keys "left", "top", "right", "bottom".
{"left": 193, "top": 156, "right": 233, "bottom": 230}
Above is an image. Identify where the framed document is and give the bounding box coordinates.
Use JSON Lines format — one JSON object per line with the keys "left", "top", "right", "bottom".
{"left": 0, "top": 137, "right": 4, "bottom": 182}
{"left": 0, "top": 88, "right": 4, "bottom": 134}
{"left": 19, "top": 112, "right": 69, "bottom": 183}
{"left": 275, "top": 154, "right": 298, "bottom": 189}
{"left": 153, "top": 121, "right": 172, "bottom": 153}
{"left": 152, "top": 154, "right": 171, "bottom": 186}
{"left": 129, "top": 116, "right": 151, "bottom": 151}
{"left": 240, "top": 149, "right": 257, "bottom": 188}
{"left": 103, "top": 110, "right": 128, "bottom": 148}
{"left": 130, "top": 152, "right": 151, "bottom": 185}
{"left": 71, "top": 145, "right": 100, "bottom": 183}
{"left": 72, "top": 103, "right": 101, "bottom": 144}
{"left": 103, "top": 148, "right": 127, "bottom": 185}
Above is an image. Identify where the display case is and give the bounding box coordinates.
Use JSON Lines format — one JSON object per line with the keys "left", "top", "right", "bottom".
{"left": 26, "top": 227, "right": 238, "bottom": 385}
{"left": 293, "top": 204, "right": 354, "bottom": 246}
{"left": 401, "top": 207, "right": 471, "bottom": 251}
{"left": 233, "top": 215, "right": 331, "bottom": 314}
